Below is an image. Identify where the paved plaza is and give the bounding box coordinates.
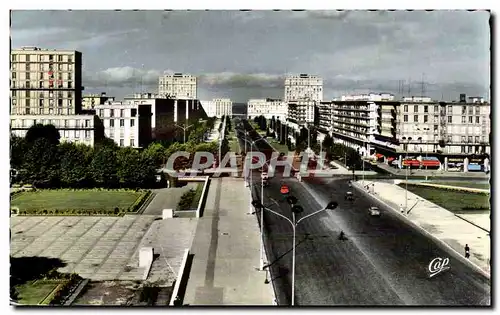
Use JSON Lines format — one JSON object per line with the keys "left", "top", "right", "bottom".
{"left": 10, "top": 215, "right": 162, "bottom": 281}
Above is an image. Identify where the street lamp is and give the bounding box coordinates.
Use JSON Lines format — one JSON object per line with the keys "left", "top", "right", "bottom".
{"left": 175, "top": 122, "right": 195, "bottom": 143}
{"left": 401, "top": 137, "right": 412, "bottom": 213}
{"left": 251, "top": 198, "right": 338, "bottom": 306}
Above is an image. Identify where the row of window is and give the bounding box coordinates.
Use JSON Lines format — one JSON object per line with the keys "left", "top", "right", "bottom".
{"left": 61, "top": 130, "right": 92, "bottom": 138}
{"left": 107, "top": 119, "right": 136, "bottom": 128}
{"left": 98, "top": 108, "right": 137, "bottom": 118}
{"left": 14, "top": 107, "right": 74, "bottom": 115}
{"left": 12, "top": 90, "right": 75, "bottom": 98}
{"left": 107, "top": 136, "right": 136, "bottom": 147}
{"left": 14, "top": 118, "right": 92, "bottom": 128}
{"left": 403, "top": 115, "right": 482, "bottom": 124}
{"left": 12, "top": 54, "right": 74, "bottom": 62}
{"left": 13, "top": 98, "right": 74, "bottom": 107}
{"left": 12, "top": 81, "right": 74, "bottom": 89}
{"left": 11, "top": 63, "right": 74, "bottom": 72}
{"left": 403, "top": 104, "right": 483, "bottom": 114}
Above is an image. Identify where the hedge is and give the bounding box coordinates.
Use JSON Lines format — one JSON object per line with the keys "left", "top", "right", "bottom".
{"left": 48, "top": 273, "right": 82, "bottom": 305}
{"left": 13, "top": 208, "right": 125, "bottom": 216}
{"left": 128, "top": 190, "right": 152, "bottom": 212}
{"left": 177, "top": 184, "right": 203, "bottom": 211}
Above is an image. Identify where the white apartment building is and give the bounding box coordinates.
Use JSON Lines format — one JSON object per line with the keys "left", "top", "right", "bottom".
{"left": 286, "top": 100, "right": 316, "bottom": 131}
{"left": 397, "top": 99, "right": 491, "bottom": 155}
{"left": 201, "top": 98, "right": 233, "bottom": 118}
{"left": 10, "top": 47, "right": 83, "bottom": 115}
{"left": 284, "top": 74, "right": 323, "bottom": 102}
{"left": 10, "top": 114, "right": 96, "bottom": 146}
{"left": 82, "top": 92, "right": 115, "bottom": 110}
{"left": 247, "top": 98, "right": 288, "bottom": 120}
{"left": 341, "top": 93, "right": 395, "bottom": 102}
{"left": 95, "top": 102, "right": 152, "bottom": 148}
{"left": 158, "top": 73, "right": 197, "bottom": 99}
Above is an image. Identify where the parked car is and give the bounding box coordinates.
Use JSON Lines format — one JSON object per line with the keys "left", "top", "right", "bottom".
{"left": 368, "top": 206, "right": 381, "bottom": 216}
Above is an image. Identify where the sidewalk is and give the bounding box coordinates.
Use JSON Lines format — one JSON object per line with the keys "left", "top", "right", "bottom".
{"left": 183, "top": 177, "right": 275, "bottom": 305}
{"left": 376, "top": 163, "right": 489, "bottom": 179}
{"left": 353, "top": 180, "right": 490, "bottom": 277}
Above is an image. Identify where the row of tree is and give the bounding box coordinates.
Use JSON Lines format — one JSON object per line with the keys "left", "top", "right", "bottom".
{"left": 253, "top": 115, "right": 267, "bottom": 131}
{"left": 11, "top": 117, "right": 223, "bottom": 188}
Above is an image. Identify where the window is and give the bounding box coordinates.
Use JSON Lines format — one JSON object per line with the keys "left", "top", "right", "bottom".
{"left": 461, "top": 136, "right": 466, "bottom": 142}
{"left": 461, "top": 116, "right": 466, "bottom": 123}
{"left": 434, "top": 105, "right": 438, "bottom": 112}
{"left": 403, "top": 115, "right": 408, "bottom": 122}
{"left": 447, "top": 105, "right": 452, "bottom": 113}
{"left": 120, "top": 109, "right": 124, "bottom": 117}
{"left": 424, "top": 115, "right": 428, "bottom": 123}
{"left": 404, "top": 105, "right": 408, "bottom": 112}
{"left": 462, "top": 106, "right": 467, "bottom": 114}
{"left": 58, "top": 55, "right": 63, "bottom": 62}
{"left": 131, "top": 108, "right": 137, "bottom": 117}
{"left": 11, "top": 54, "right": 16, "bottom": 62}
{"left": 110, "top": 119, "right": 114, "bottom": 127}
{"left": 58, "top": 99, "right": 63, "bottom": 107}
{"left": 468, "top": 107, "right": 473, "bottom": 115}
{"left": 130, "top": 139, "right": 135, "bottom": 147}
{"left": 448, "top": 116, "right": 452, "bottom": 123}
{"left": 85, "top": 130, "right": 91, "bottom": 138}
{"left": 130, "top": 119, "right": 135, "bottom": 127}
{"left": 64, "top": 120, "right": 68, "bottom": 127}
{"left": 85, "top": 120, "right": 90, "bottom": 128}
{"left": 64, "top": 130, "right": 69, "bottom": 138}
{"left": 12, "top": 72, "right": 16, "bottom": 79}
{"left": 26, "top": 72, "right": 30, "bottom": 80}
{"left": 110, "top": 109, "right": 114, "bottom": 117}
{"left": 39, "top": 99, "right": 44, "bottom": 107}
{"left": 99, "top": 109, "right": 104, "bottom": 116}
{"left": 120, "top": 119, "right": 124, "bottom": 127}
{"left": 424, "top": 105, "right": 428, "bottom": 113}
{"left": 476, "top": 116, "right": 480, "bottom": 124}
{"left": 468, "top": 136, "right": 473, "bottom": 143}
{"left": 57, "top": 108, "right": 62, "bottom": 114}
{"left": 68, "top": 81, "right": 72, "bottom": 88}
{"left": 468, "top": 146, "right": 472, "bottom": 153}
{"left": 467, "top": 116, "right": 472, "bottom": 123}
{"left": 120, "top": 139, "right": 124, "bottom": 147}
{"left": 75, "top": 130, "right": 80, "bottom": 138}
{"left": 25, "top": 81, "right": 30, "bottom": 88}
{"left": 25, "top": 108, "right": 30, "bottom": 114}
{"left": 413, "top": 115, "right": 418, "bottom": 122}
{"left": 434, "top": 124, "right": 438, "bottom": 131}
{"left": 26, "top": 98, "right": 30, "bottom": 106}
{"left": 39, "top": 81, "right": 43, "bottom": 88}
{"left": 475, "top": 136, "right": 480, "bottom": 143}
{"left": 461, "top": 146, "right": 466, "bottom": 153}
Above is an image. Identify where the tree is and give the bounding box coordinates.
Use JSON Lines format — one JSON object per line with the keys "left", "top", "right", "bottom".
{"left": 90, "top": 146, "right": 119, "bottom": 187}
{"left": 10, "top": 135, "right": 27, "bottom": 170}
{"left": 22, "top": 138, "right": 60, "bottom": 186}
{"left": 25, "top": 124, "right": 60, "bottom": 146}
{"left": 59, "top": 142, "right": 93, "bottom": 188}
{"left": 322, "top": 134, "right": 334, "bottom": 149}
{"left": 143, "top": 143, "right": 167, "bottom": 167}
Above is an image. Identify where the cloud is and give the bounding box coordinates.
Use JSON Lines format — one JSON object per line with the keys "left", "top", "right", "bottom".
{"left": 84, "top": 67, "right": 162, "bottom": 88}
{"left": 306, "top": 10, "right": 351, "bottom": 20}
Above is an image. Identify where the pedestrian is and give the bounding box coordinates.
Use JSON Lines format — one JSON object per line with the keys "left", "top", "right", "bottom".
{"left": 465, "top": 244, "right": 470, "bottom": 259}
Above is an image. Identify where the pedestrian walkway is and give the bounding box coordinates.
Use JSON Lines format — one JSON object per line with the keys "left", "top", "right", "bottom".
{"left": 376, "top": 162, "right": 489, "bottom": 179}
{"left": 183, "top": 177, "right": 275, "bottom": 305}
{"left": 353, "top": 180, "right": 490, "bottom": 277}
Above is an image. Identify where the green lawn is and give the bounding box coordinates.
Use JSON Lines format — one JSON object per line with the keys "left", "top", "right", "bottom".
{"left": 428, "top": 181, "right": 490, "bottom": 190}
{"left": 11, "top": 190, "right": 144, "bottom": 213}
{"left": 267, "top": 138, "right": 289, "bottom": 154}
{"left": 15, "top": 281, "right": 61, "bottom": 305}
{"left": 399, "top": 184, "right": 490, "bottom": 214}
{"left": 228, "top": 131, "right": 240, "bottom": 153}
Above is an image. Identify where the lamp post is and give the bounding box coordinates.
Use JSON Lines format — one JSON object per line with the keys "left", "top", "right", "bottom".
{"left": 402, "top": 137, "right": 412, "bottom": 212}
{"left": 175, "top": 121, "right": 195, "bottom": 143}
{"left": 251, "top": 198, "right": 338, "bottom": 306}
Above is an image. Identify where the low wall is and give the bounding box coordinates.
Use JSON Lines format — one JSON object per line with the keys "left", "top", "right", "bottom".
{"left": 196, "top": 177, "right": 210, "bottom": 218}
{"left": 169, "top": 249, "right": 193, "bottom": 306}
{"left": 400, "top": 181, "right": 489, "bottom": 194}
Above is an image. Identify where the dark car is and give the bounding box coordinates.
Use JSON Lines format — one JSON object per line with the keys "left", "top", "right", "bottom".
{"left": 345, "top": 191, "right": 354, "bottom": 201}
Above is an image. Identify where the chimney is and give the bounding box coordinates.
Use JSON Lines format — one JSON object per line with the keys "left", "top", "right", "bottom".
{"left": 459, "top": 93, "right": 466, "bottom": 103}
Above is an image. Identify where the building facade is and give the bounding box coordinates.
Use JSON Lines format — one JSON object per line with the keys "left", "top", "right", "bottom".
{"left": 286, "top": 100, "right": 316, "bottom": 131}
{"left": 82, "top": 92, "right": 115, "bottom": 110}
{"left": 201, "top": 98, "right": 233, "bottom": 118}
{"left": 10, "top": 47, "right": 83, "bottom": 116}
{"left": 158, "top": 73, "right": 197, "bottom": 99}
{"left": 247, "top": 98, "right": 288, "bottom": 120}
{"left": 284, "top": 74, "right": 323, "bottom": 102}
{"left": 10, "top": 114, "right": 97, "bottom": 147}
{"left": 95, "top": 103, "right": 152, "bottom": 148}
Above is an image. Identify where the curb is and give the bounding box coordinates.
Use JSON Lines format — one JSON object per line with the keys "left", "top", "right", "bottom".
{"left": 352, "top": 182, "right": 490, "bottom": 280}
{"left": 401, "top": 181, "right": 489, "bottom": 194}
{"left": 169, "top": 248, "right": 191, "bottom": 306}
{"left": 455, "top": 214, "right": 490, "bottom": 233}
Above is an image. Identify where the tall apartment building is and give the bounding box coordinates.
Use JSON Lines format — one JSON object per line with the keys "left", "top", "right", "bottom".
{"left": 95, "top": 102, "right": 152, "bottom": 148}
{"left": 284, "top": 74, "right": 323, "bottom": 102}
{"left": 10, "top": 114, "right": 97, "bottom": 147}
{"left": 201, "top": 98, "right": 233, "bottom": 118}
{"left": 158, "top": 73, "right": 197, "bottom": 99}
{"left": 82, "top": 92, "right": 115, "bottom": 110}
{"left": 286, "top": 100, "right": 316, "bottom": 131}
{"left": 10, "top": 47, "right": 83, "bottom": 115}
{"left": 247, "top": 98, "right": 288, "bottom": 120}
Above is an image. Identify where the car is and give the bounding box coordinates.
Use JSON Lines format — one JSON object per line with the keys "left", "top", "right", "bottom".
{"left": 345, "top": 191, "right": 354, "bottom": 201}
{"left": 368, "top": 206, "right": 381, "bottom": 216}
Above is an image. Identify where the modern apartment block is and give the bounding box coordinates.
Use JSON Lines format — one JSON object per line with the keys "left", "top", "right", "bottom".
{"left": 201, "top": 98, "right": 233, "bottom": 118}
{"left": 284, "top": 74, "right": 323, "bottom": 102}
{"left": 82, "top": 92, "right": 115, "bottom": 110}
{"left": 10, "top": 114, "right": 97, "bottom": 147}
{"left": 10, "top": 47, "right": 83, "bottom": 116}
{"left": 158, "top": 73, "right": 197, "bottom": 99}
{"left": 247, "top": 98, "right": 288, "bottom": 120}
{"left": 286, "top": 100, "right": 316, "bottom": 132}
{"left": 95, "top": 102, "right": 152, "bottom": 148}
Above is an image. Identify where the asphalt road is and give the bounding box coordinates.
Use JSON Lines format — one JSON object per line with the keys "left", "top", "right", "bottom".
{"left": 237, "top": 120, "right": 491, "bottom": 306}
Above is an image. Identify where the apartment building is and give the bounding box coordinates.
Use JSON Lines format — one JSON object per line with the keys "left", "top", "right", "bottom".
{"left": 286, "top": 100, "right": 316, "bottom": 132}
{"left": 10, "top": 47, "right": 83, "bottom": 115}
{"left": 284, "top": 74, "right": 323, "bottom": 102}
{"left": 247, "top": 98, "right": 288, "bottom": 120}
{"left": 158, "top": 73, "right": 197, "bottom": 99}
{"left": 341, "top": 93, "right": 395, "bottom": 102}
{"left": 82, "top": 92, "right": 115, "bottom": 110}
{"left": 201, "top": 98, "right": 233, "bottom": 118}
{"left": 95, "top": 102, "right": 152, "bottom": 148}
{"left": 10, "top": 114, "right": 97, "bottom": 146}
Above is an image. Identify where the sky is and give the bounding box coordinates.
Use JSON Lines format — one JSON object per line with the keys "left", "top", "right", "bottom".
{"left": 10, "top": 10, "right": 491, "bottom": 103}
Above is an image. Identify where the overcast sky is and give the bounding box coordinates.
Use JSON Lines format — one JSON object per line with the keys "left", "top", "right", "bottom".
{"left": 11, "top": 10, "right": 490, "bottom": 103}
